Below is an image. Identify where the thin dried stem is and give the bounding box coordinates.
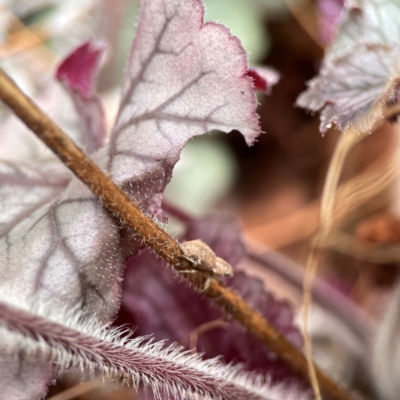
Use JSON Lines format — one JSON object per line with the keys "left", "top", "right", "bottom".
{"left": 162, "top": 203, "right": 374, "bottom": 342}
{"left": 246, "top": 145, "right": 396, "bottom": 249}
{"left": 324, "top": 230, "right": 400, "bottom": 264}
{"left": 246, "top": 242, "right": 374, "bottom": 341}
{"left": 302, "top": 247, "right": 323, "bottom": 400}
{"left": 301, "top": 115, "right": 399, "bottom": 397}
{"left": 285, "top": 0, "right": 323, "bottom": 49}
{"left": 189, "top": 318, "right": 228, "bottom": 353}
{"left": 332, "top": 155, "right": 396, "bottom": 226}
{"left": 320, "top": 130, "right": 366, "bottom": 231}
{"left": 0, "top": 68, "right": 353, "bottom": 400}
{"left": 303, "top": 129, "right": 366, "bottom": 400}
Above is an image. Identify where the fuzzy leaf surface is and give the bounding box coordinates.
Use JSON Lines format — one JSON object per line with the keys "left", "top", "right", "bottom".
{"left": 0, "top": 131, "right": 120, "bottom": 396}
{"left": 297, "top": 0, "right": 400, "bottom": 132}
{"left": 103, "top": 0, "right": 260, "bottom": 219}
{"left": 0, "top": 45, "right": 106, "bottom": 164}
{"left": 0, "top": 44, "right": 114, "bottom": 399}
{"left": 0, "top": 0, "right": 261, "bottom": 397}
{"left": 0, "top": 161, "right": 69, "bottom": 238}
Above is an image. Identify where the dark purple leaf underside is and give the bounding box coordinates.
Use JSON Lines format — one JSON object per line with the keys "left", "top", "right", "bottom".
{"left": 247, "top": 67, "right": 280, "bottom": 95}
{"left": 56, "top": 41, "right": 107, "bottom": 153}
{"left": 117, "top": 214, "right": 304, "bottom": 385}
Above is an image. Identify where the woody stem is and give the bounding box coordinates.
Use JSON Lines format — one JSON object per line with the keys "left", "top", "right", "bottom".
{"left": 0, "top": 68, "right": 353, "bottom": 400}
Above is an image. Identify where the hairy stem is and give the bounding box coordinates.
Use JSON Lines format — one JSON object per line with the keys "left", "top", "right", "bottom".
{"left": 0, "top": 301, "right": 279, "bottom": 400}
{"left": 0, "top": 68, "right": 352, "bottom": 400}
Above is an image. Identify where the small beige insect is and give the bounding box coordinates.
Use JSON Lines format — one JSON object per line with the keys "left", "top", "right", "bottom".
{"left": 179, "top": 239, "right": 233, "bottom": 277}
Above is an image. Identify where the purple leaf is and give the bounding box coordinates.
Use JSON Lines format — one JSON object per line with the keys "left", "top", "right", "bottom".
{"left": 0, "top": 43, "right": 106, "bottom": 162}
{"left": 56, "top": 41, "right": 104, "bottom": 100}
{"left": 0, "top": 0, "right": 261, "bottom": 396}
{"left": 0, "top": 352, "right": 56, "bottom": 400}
{"left": 317, "top": 0, "right": 344, "bottom": 45}
{"left": 118, "top": 214, "right": 304, "bottom": 384}
{"left": 101, "top": 0, "right": 260, "bottom": 218}
{"left": 0, "top": 161, "right": 70, "bottom": 237}
{"left": 209, "top": 271, "right": 304, "bottom": 381}
{"left": 247, "top": 67, "right": 280, "bottom": 95}
{"left": 0, "top": 81, "right": 103, "bottom": 163}
{"left": 0, "top": 47, "right": 110, "bottom": 400}
{"left": 297, "top": 0, "right": 400, "bottom": 133}
{"left": 184, "top": 212, "right": 245, "bottom": 269}
{"left": 119, "top": 250, "right": 304, "bottom": 384}
{"left": 57, "top": 41, "right": 107, "bottom": 153}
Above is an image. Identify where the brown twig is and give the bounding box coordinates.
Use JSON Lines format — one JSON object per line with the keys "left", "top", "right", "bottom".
{"left": 300, "top": 114, "right": 398, "bottom": 398}
{"left": 0, "top": 68, "right": 353, "bottom": 400}
{"left": 164, "top": 202, "right": 374, "bottom": 344}
{"left": 303, "top": 129, "right": 365, "bottom": 400}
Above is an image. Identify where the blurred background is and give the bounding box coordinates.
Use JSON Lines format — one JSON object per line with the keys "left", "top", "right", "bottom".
{"left": 1, "top": 0, "right": 399, "bottom": 399}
